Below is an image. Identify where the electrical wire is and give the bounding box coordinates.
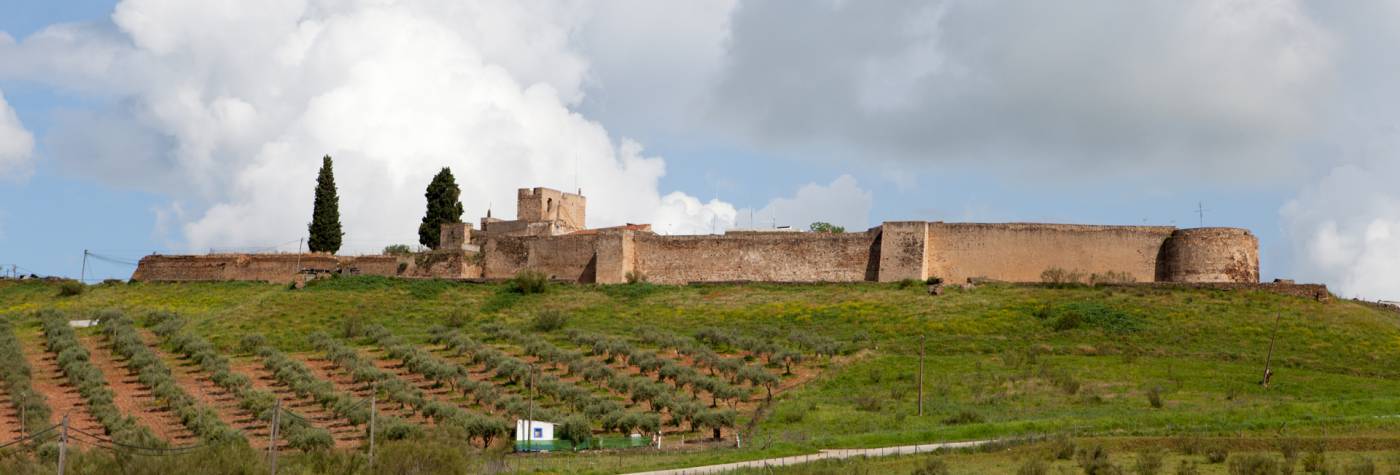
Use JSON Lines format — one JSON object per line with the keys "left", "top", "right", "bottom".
{"left": 0, "top": 424, "right": 60, "bottom": 449}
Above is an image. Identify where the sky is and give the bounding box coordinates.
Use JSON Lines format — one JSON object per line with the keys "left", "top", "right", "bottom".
{"left": 0, "top": 0, "right": 1395, "bottom": 300}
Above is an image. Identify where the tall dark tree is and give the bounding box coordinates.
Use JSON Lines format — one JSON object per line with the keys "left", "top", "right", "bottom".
{"left": 307, "top": 155, "right": 343, "bottom": 253}
{"left": 419, "top": 167, "right": 464, "bottom": 249}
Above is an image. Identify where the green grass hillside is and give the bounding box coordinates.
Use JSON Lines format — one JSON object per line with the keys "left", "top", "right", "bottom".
{"left": 1, "top": 278, "right": 1398, "bottom": 474}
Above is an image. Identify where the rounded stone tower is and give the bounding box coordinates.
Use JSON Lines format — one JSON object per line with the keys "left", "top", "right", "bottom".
{"left": 1158, "top": 228, "right": 1260, "bottom": 283}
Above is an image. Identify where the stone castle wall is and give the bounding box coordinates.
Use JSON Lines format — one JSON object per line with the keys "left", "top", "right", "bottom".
{"left": 925, "top": 223, "right": 1177, "bottom": 284}
{"left": 132, "top": 222, "right": 1262, "bottom": 286}
{"left": 132, "top": 251, "right": 478, "bottom": 284}
{"left": 631, "top": 231, "right": 879, "bottom": 284}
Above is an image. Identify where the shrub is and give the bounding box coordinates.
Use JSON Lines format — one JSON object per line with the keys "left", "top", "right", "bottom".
{"left": 625, "top": 270, "right": 647, "bottom": 284}
{"left": 238, "top": 334, "right": 267, "bottom": 354}
{"left": 1302, "top": 448, "right": 1326, "bottom": 473}
{"left": 1227, "top": 454, "right": 1278, "bottom": 475}
{"left": 1206, "top": 448, "right": 1229, "bottom": 464}
{"left": 911, "top": 457, "right": 950, "bottom": 475}
{"left": 1076, "top": 445, "right": 1122, "bottom": 475}
{"left": 57, "top": 280, "right": 85, "bottom": 297}
{"left": 530, "top": 310, "right": 568, "bottom": 332}
{"left": 1091, "top": 271, "right": 1137, "bottom": 285}
{"left": 941, "top": 410, "right": 983, "bottom": 425}
{"left": 1043, "top": 302, "right": 1143, "bottom": 333}
{"left": 507, "top": 270, "right": 549, "bottom": 294}
{"left": 1345, "top": 456, "right": 1375, "bottom": 475}
{"left": 382, "top": 244, "right": 413, "bottom": 256}
{"left": 1041, "top": 267, "right": 1086, "bottom": 286}
{"left": 341, "top": 315, "right": 367, "bottom": 339}
{"left": 1050, "top": 435, "right": 1077, "bottom": 460}
{"left": 1018, "top": 458, "right": 1049, "bottom": 475}
{"left": 1136, "top": 447, "right": 1166, "bottom": 475}
{"left": 287, "top": 428, "right": 334, "bottom": 452}
{"left": 1148, "top": 386, "right": 1164, "bottom": 409}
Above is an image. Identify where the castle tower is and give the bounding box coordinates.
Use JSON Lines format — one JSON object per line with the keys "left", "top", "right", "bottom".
{"left": 516, "top": 187, "right": 586, "bottom": 232}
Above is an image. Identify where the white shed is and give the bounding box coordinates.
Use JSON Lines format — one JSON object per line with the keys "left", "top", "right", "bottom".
{"left": 515, "top": 419, "right": 555, "bottom": 442}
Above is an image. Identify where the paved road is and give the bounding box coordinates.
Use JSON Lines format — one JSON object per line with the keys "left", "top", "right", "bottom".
{"left": 623, "top": 439, "right": 997, "bottom": 475}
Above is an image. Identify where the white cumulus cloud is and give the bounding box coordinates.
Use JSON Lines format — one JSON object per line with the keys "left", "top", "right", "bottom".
{"left": 741, "top": 175, "right": 873, "bottom": 232}
{"left": 1281, "top": 161, "right": 1400, "bottom": 301}
{"left": 0, "top": 0, "right": 736, "bottom": 252}
{"left": 0, "top": 88, "right": 35, "bottom": 180}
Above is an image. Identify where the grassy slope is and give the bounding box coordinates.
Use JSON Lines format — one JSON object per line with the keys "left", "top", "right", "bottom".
{"left": 3, "top": 278, "right": 1399, "bottom": 473}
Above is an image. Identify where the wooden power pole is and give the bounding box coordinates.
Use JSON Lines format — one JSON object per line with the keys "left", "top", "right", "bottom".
{"left": 57, "top": 413, "right": 68, "bottom": 475}
{"left": 1261, "top": 312, "right": 1281, "bottom": 388}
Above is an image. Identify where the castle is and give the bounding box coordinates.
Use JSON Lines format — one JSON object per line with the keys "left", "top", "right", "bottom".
{"left": 131, "top": 186, "right": 1261, "bottom": 285}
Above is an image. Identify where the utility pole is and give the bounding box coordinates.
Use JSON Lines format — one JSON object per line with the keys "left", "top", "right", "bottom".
{"left": 79, "top": 250, "right": 88, "bottom": 284}
{"left": 1196, "top": 202, "right": 1208, "bottom": 228}
{"left": 917, "top": 334, "right": 925, "bottom": 416}
{"left": 368, "top": 382, "right": 377, "bottom": 469}
{"left": 526, "top": 365, "right": 535, "bottom": 453}
{"left": 1260, "top": 312, "right": 1281, "bottom": 388}
{"left": 268, "top": 398, "right": 282, "bottom": 475}
{"left": 58, "top": 413, "right": 68, "bottom": 475}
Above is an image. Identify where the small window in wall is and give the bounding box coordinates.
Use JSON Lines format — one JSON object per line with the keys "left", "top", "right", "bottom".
{"left": 533, "top": 427, "right": 544, "bottom": 438}
{"left": 547, "top": 198, "right": 554, "bottom": 214}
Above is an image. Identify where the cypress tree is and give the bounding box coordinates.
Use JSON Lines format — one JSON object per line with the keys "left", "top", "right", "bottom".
{"left": 419, "top": 167, "right": 464, "bottom": 249}
{"left": 308, "top": 155, "right": 343, "bottom": 253}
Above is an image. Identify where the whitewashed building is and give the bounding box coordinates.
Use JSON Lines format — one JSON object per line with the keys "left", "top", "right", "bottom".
{"left": 515, "top": 419, "right": 554, "bottom": 442}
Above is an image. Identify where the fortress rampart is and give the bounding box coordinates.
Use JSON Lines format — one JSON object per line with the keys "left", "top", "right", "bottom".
{"left": 132, "top": 186, "right": 1262, "bottom": 286}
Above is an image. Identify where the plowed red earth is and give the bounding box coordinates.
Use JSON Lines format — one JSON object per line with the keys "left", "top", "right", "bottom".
{"left": 79, "top": 336, "right": 193, "bottom": 443}
{"left": 0, "top": 382, "right": 24, "bottom": 442}
{"left": 20, "top": 338, "right": 103, "bottom": 436}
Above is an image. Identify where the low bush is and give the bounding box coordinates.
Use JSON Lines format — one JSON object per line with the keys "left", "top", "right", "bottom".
{"left": 1018, "top": 458, "right": 1049, "bottom": 475}
{"left": 1227, "top": 454, "right": 1278, "bottom": 475}
{"left": 1050, "top": 435, "right": 1077, "bottom": 460}
{"left": 1136, "top": 447, "right": 1166, "bottom": 475}
{"left": 911, "top": 457, "right": 950, "bottom": 475}
{"left": 382, "top": 244, "right": 413, "bottom": 256}
{"left": 506, "top": 270, "right": 549, "bottom": 294}
{"left": 238, "top": 334, "right": 267, "bottom": 354}
{"left": 1345, "top": 456, "right": 1375, "bottom": 475}
{"left": 1302, "top": 447, "right": 1327, "bottom": 473}
{"left": 1038, "top": 302, "right": 1144, "bottom": 333}
{"left": 57, "top": 280, "right": 85, "bottom": 297}
{"left": 1041, "top": 267, "right": 1086, "bottom": 286}
{"left": 530, "top": 310, "right": 568, "bottom": 332}
{"left": 941, "top": 410, "right": 983, "bottom": 425}
{"left": 1091, "top": 271, "right": 1137, "bottom": 285}
{"left": 1076, "top": 445, "right": 1121, "bottom": 475}
{"left": 1148, "top": 386, "right": 1164, "bottom": 409}
{"left": 1206, "top": 448, "right": 1229, "bottom": 464}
